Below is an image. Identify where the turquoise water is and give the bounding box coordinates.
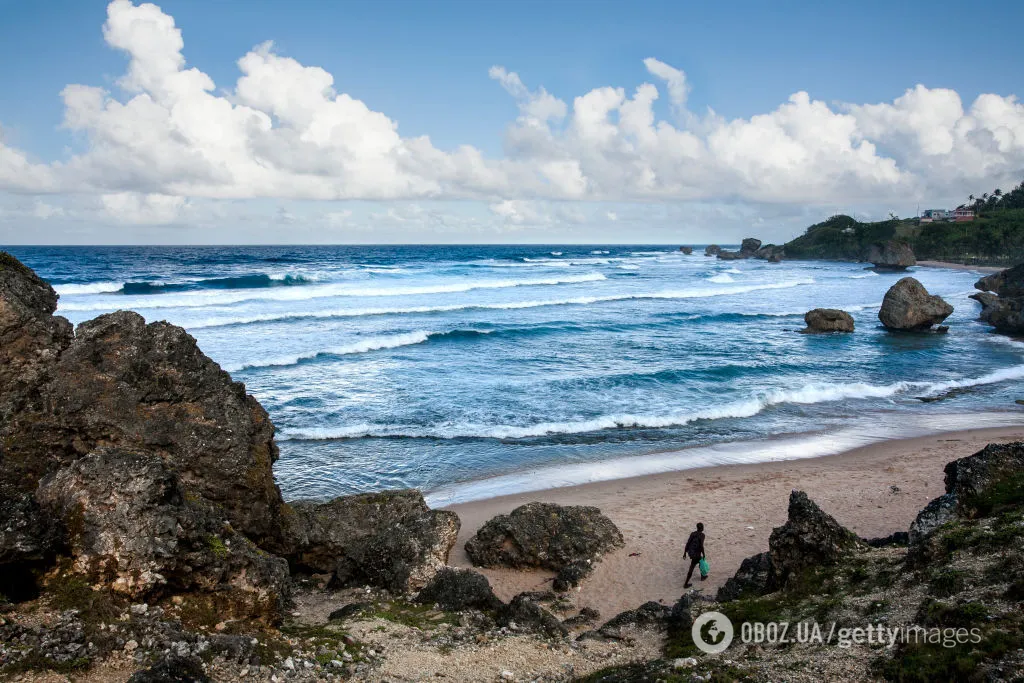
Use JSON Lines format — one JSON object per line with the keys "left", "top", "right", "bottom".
{"left": 8, "top": 245, "right": 1023, "bottom": 503}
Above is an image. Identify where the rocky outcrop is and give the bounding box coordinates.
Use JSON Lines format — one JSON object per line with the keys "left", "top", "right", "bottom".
{"left": 867, "top": 240, "right": 916, "bottom": 270}
{"left": 943, "top": 441, "right": 1024, "bottom": 515}
{"left": 0, "top": 486, "right": 61, "bottom": 600}
{"left": 969, "top": 291, "right": 999, "bottom": 323}
{"left": 768, "top": 491, "right": 862, "bottom": 586}
{"left": 972, "top": 264, "right": 1024, "bottom": 334}
{"left": 801, "top": 308, "right": 854, "bottom": 333}
{"left": 715, "top": 552, "right": 773, "bottom": 602}
{"left": 496, "top": 593, "right": 567, "bottom": 639}
{"left": 908, "top": 494, "right": 957, "bottom": 545}
{"left": 415, "top": 567, "right": 502, "bottom": 612}
{"left": 704, "top": 245, "right": 721, "bottom": 257}
{"left": 975, "top": 263, "right": 1024, "bottom": 298}
{"left": 127, "top": 655, "right": 212, "bottom": 683}
{"left": 678, "top": 246, "right": 693, "bottom": 255}
{"left": 740, "top": 238, "right": 762, "bottom": 255}
{"left": 287, "top": 490, "right": 459, "bottom": 593}
{"left": 877, "top": 277, "right": 954, "bottom": 331}
{"left": 0, "top": 252, "right": 73, "bottom": 441}
{"left": 464, "top": 503, "right": 623, "bottom": 580}
{"left": 755, "top": 244, "right": 785, "bottom": 262}
{"left": 717, "top": 250, "right": 744, "bottom": 260}
{"left": 36, "top": 448, "right": 289, "bottom": 622}
{"left": 719, "top": 491, "right": 861, "bottom": 599}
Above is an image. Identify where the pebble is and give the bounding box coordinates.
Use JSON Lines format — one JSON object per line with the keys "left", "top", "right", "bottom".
{"left": 283, "top": 657, "right": 295, "bottom": 670}
{"left": 672, "top": 657, "right": 698, "bottom": 669}
{"left": 501, "top": 671, "right": 515, "bottom": 681}
{"left": 124, "top": 640, "right": 139, "bottom": 653}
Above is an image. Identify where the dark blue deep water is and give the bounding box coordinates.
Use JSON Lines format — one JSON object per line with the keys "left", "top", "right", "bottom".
{"left": 8, "top": 245, "right": 1023, "bottom": 504}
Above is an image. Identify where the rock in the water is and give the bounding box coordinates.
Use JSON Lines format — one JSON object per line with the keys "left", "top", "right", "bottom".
{"left": 754, "top": 244, "right": 784, "bottom": 261}
{"left": 767, "top": 491, "right": 861, "bottom": 586}
{"left": 36, "top": 448, "right": 289, "bottom": 622}
{"left": 801, "top": 308, "right": 854, "bottom": 333}
{"left": 704, "top": 244, "right": 721, "bottom": 257}
{"left": 716, "top": 250, "right": 743, "bottom": 260}
{"left": 127, "top": 654, "right": 211, "bottom": 683}
{"left": 878, "top": 277, "right": 954, "bottom": 330}
{"left": 288, "top": 490, "right": 459, "bottom": 593}
{"left": 867, "top": 240, "right": 916, "bottom": 270}
{"left": 969, "top": 291, "right": 999, "bottom": 323}
{"left": 716, "top": 552, "right": 773, "bottom": 602}
{"left": 497, "top": 593, "right": 567, "bottom": 638}
{"left": 678, "top": 246, "right": 693, "bottom": 255}
{"left": 415, "top": 567, "right": 502, "bottom": 611}
{"left": 740, "top": 238, "right": 762, "bottom": 255}
{"left": 464, "top": 502, "right": 623, "bottom": 571}
{"left": 975, "top": 263, "right": 1024, "bottom": 298}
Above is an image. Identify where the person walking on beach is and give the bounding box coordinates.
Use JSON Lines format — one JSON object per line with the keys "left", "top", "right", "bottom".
{"left": 683, "top": 522, "right": 706, "bottom": 588}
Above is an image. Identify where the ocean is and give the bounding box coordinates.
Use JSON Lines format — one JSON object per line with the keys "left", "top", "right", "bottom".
{"left": 8, "top": 245, "right": 1023, "bottom": 505}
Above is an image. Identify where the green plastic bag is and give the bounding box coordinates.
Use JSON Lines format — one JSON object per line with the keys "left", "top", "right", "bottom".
{"left": 698, "top": 557, "right": 710, "bottom": 578}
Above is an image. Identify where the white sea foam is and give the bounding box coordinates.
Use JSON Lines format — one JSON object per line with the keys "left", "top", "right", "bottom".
{"left": 57, "top": 272, "right": 608, "bottom": 311}
{"left": 617, "top": 264, "right": 641, "bottom": 270}
{"left": 847, "top": 272, "right": 879, "bottom": 279}
{"left": 591, "top": 250, "right": 610, "bottom": 254}
{"left": 53, "top": 282, "right": 123, "bottom": 295}
{"left": 278, "top": 365, "right": 1024, "bottom": 442}
{"left": 550, "top": 251, "right": 563, "bottom": 256}
{"left": 222, "top": 331, "right": 437, "bottom": 371}
{"left": 707, "top": 273, "right": 734, "bottom": 283}
{"left": 188, "top": 279, "right": 816, "bottom": 329}
{"left": 724, "top": 268, "right": 743, "bottom": 274}
{"left": 424, "top": 412, "right": 1024, "bottom": 505}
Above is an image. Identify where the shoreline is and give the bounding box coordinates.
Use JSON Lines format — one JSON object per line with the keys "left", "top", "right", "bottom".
{"left": 444, "top": 423, "right": 1024, "bottom": 618}
{"left": 917, "top": 259, "right": 1004, "bottom": 273}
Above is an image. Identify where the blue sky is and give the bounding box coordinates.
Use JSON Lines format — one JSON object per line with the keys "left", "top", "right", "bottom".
{"left": 1, "top": 0, "right": 1023, "bottom": 244}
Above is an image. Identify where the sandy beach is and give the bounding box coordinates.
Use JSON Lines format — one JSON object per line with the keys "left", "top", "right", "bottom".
{"left": 917, "top": 260, "right": 1004, "bottom": 273}
{"left": 445, "top": 424, "right": 1024, "bottom": 618}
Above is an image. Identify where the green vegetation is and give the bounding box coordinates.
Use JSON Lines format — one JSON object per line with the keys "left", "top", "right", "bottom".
{"left": 783, "top": 180, "right": 1024, "bottom": 265}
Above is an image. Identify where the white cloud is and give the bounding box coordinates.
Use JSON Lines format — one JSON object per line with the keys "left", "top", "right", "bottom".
{"left": 0, "top": 0, "right": 1022, "bottom": 234}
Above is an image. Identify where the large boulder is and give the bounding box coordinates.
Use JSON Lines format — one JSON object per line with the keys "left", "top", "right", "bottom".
{"left": 969, "top": 291, "right": 999, "bottom": 323}
{"left": 755, "top": 244, "right": 785, "bottom": 262}
{"left": 464, "top": 503, "right": 623, "bottom": 573}
{"left": 717, "top": 250, "right": 744, "bottom": 260}
{"left": 1, "top": 305, "right": 287, "bottom": 550}
{"left": 678, "top": 246, "right": 693, "bottom": 255}
{"left": 801, "top": 308, "right": 854, "bottom": 333}
{"left": 36, "top": 448, "right": 289, "bottom": 623}
{"left": 286, "top": 490, "right": 459, "bottom": 593}
{"left": 740, "top": 238, "right": 762, "bottom": 255}
{"left": 704, "top": 245, "right": 721, "bottom": 257}
{"left": 867, "top": 240, "right": 916, "bottom": 270}
{"left": 877, "top": 277, "right": 954, "bottom": 330}
{"left": 767, "top": 491, "right": 862, "bottom": 587}
{"left": 908, "top": 493, "right": 957, "bottom": 545}
{"left": 415, "top": 567, "right": 502, "bottom": 612}
{"left": 972, "top": 265, "right": 1024, "bottom": 334}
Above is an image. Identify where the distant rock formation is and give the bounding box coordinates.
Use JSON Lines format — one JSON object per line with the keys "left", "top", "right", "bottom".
{"left": 465, "top": 502, "right": 623, "bottom": 591}
{"left": 678, "top": 246, "right": 693, "bottom": 255}
{"left": 867, "top": 240, "right": 916, "bottom": 271}
{"left": 877, "top": 277, "right": 953, "bottom": 331}
{"left": 971, "top": 263, "right": 1024, "bottom": 334}
{"left": 715, "top": 238, "right": 781, "bottom": 261}
{"left": 801, "top": 308, "right": 854, "bottom": 333}
{"left": 755, "top": 244, "right": 785, "bottom": 262}
{"left": 740, "top": 238, "right": 762, "bottom": 255}
{"left": 704, "top": 244, "right": 722, "bottom": 257}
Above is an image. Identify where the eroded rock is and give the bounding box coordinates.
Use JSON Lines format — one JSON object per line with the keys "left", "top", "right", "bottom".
{"left": 768, "top": 491, "right": 861, "bottom": 587}
{"left": 878, "top": 277, "right": 953, "bottom": 330}
{"left": 288, "top": 490, "right": 459, "bottom": 593}
{"left": 464, "top": 502, "right": 623, "bottom": 573}
{"left": 36, "top": 448, "right": 289, "bottom": 622}
{"left": 415, "top": 567, "right": 502, "bottom": 612}
{"left": 867, "top": 240, "right": 916, "bottom": 270}
{"left": 801, "top": 308, "right": 854, "bottom": 333}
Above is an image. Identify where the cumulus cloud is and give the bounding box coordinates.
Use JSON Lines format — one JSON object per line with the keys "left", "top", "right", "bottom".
{"left": 0, "top": 0, "right": 1023, "bottom": 232}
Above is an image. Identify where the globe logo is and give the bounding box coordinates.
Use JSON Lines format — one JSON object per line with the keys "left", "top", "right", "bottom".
{"left": 692, "top": 611, "right": 734, "bottom": 654}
